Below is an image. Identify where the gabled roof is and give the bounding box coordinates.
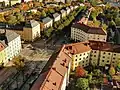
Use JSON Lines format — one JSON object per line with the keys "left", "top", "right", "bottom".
{"left": 72, "top": 23, "right": 106, "bottom": 35}
{"left": 53, "top": 13, "right": 60, "bottom": 18}
{"left": 25, "top": 20, "right": 39, "bottom": 28}
{"left": 42, "top": 17, "right": 53, "bottom": 24}
{"left": 0, "top": 29, "right": 20, "bottom": 45}
{"left": 60, "top": 9, "right": 66, "bottom": 13}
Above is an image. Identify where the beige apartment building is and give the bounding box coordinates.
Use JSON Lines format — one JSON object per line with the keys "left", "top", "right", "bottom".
{"left": 71, "top": 23, "right": 107, "bottom": 42}
{"left": 0, "top": 20, "right": 41, "bottom": 42}
{"left": 0, "top": 29, "right": 21, "bottom": 65}
{"left": 64, "top": 41, "right": 120, "bottom": 71}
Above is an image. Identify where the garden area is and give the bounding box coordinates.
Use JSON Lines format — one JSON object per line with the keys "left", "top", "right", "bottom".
{"left": 67, "top": 61, "right": 120, "bottom": 90}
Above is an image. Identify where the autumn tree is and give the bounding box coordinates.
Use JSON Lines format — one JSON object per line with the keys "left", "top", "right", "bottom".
{"left": 109, "top": 66, "right": 115, "bottom": 76}
{"left": 75, "top": 66, "right": 86, "bottom": 77}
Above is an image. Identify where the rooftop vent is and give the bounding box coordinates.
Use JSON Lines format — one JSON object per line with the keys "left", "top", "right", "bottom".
{"left": 60, "top": 63, "right": 65, "bottom": 67}
{"left": 52, "top": 67, "right": 56, "bottom": 70}
{"left": 53, "top": 82, "right": 56, "bottom": 86}
{"left": 47, "top": 79, "right": 49, "bottom": 82}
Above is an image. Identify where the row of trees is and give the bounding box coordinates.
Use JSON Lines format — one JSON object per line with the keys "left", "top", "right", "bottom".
{"left": 44, "top": 6, "right": 86, "bottom": 38}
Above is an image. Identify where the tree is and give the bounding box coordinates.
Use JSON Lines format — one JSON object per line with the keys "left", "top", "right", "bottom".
{"left": 48, "top": 8, "right": 55, "bottom": 14}
{"left": 76, "top": 78, "right": 89, "bottom": 90}
{"left": 44, "top": 27, "right": 53, "bottom": 37}
{"left": 0, "top": 14, "right": 6, "bottom": 22}
{"left": 109, "top": 66, "right": 115, "bottom": 76}
{"left": 117, "top": 60, "right": 120, "bottom": 72}
{"left": 75, "top": 66, "right": 86, "bottom": 77}
{"left": 15, "top": 12, "right": 25, "bottom": 23}
{"left": 41, "top": 10, "right": 46, "bottom": 17}
{"left": 79, "top": 0, "right": 84, "bottom": 3}
{"left": 115, "top": 17, "right": 120, "bottom": 26}
{"left": 7, "top": 15, "right": 18, "bottom": 25}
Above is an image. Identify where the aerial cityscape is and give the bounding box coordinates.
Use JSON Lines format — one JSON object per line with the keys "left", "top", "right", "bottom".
{"left": 0, "top": 0, "right": 120, "bottom": 90}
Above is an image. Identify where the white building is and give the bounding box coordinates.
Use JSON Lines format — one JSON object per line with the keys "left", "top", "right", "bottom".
{"left": 71, "top": 23, "right": 107, "bottom": 42}
{"left": 60, "top": 9, "right": 67, "bottom": 18}
{"left": 53, "top": 13, "right": 61, "bottom": 22}
{"left": 41, "top": 17, "right": 53, "bottom": 29}
{"left": 0, "top": 29, "right": 21, "bottom": 65}
{"left": 66, "top": 7, "right": 71, "bottom": 15}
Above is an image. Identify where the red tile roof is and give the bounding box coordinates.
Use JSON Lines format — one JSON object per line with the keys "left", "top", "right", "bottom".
{"left": 31, "top": 45, "right": 72, "bottom": 90}
{"left": 0, "top": 42, "right": 5, "bottom": 52}
{"left": 65, "top": 42, "right": 92, "bottom": 54}
{"left": 40, "top": 69, "right": 63, "bottom": 90}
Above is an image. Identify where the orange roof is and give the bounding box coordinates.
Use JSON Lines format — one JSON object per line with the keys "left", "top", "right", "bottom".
{"left": 65, "top": 42, "right": 92, "bottom": 54}
{"left": 40, "top": 69, "right": 63, "bottom": 90}
{"left": 0, "top": 42, "right": 5, "bottom": 52}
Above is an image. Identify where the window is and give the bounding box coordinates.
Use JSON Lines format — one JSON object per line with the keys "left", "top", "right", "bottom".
{"left": 94, "top": 55, "right": 96, "bottom": 57}
{"left": 84, "top": 53, "right": 85, "bottom": 55}
{"left": 102, "top": 60, "right": 104, "bottom": 62}
{"left": 108, "top": 53, "right": 110, "bottom": 55}
{"left": 103, "top": 52, "right": 105, "bottom": 54}
{"left": 75, "top": 59, "right": 77, "bottom": 61}
{"left": 113, "top": 58, "right": 115, "bottom": 60}
{"left": 114, "top": 54, "right": 116, "bottom": 56}
{"left": 76, "top": 55, "right": 77, "bottom": 57}
{"left": 94, "top": 51, "right": 96, "bottom": 53}
{"left": 83, "top": 61, "right": 84, "bottom": 63}
{"left": 103, "top": 56, "right": 105, "bottom": 58}
{"left": 79, "top": 58, "right": 81, "bottom": 60}
{"left": 107, "top": 60, "right": 109, "bottom": 63}
{"left": 75, "top": 63, "right": 77, "bottom": 65}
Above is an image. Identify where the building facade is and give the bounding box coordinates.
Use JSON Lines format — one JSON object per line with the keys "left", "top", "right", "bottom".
{"left": 71, "top": 23, "right": 107, "bottom": 42}
{"left": 0, "top": 20, "right": 41, "bottom": 42}
{"left": 0, "top": 29, "right": 21, "bottom": 65}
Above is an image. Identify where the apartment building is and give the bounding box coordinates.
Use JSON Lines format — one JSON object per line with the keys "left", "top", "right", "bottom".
{"left": 0, "top": 42, "right": 6, "bottom": 65}
{"left": 0, "top": 29, "right": 21, "bottom": 65}
{"left": 31, "top": 40, "right": 120, "bottom": 90}
{"left": 0, "top": 20, "right": 41, "bottom": 42}
{"left": 71, "top": 23, "right": 107, "bottom": 42}
{"left": 65, "top": 43, "right": 91, "bottom": 71}
{"left": 41, "top": 17, "right": 53, "bottom": 30}
{"left": 31, "top": 45, "right": 72, "bottom": 90}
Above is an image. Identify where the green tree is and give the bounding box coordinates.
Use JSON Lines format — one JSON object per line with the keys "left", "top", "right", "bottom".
{"left": 41, "top": 10, "right": 46, "bottom": 17}
{"left": 117, "top": 61, "right": 120, "bottom": 71}
{"left": 79, "top": 0, "right": 84, "bottom": 3}
{"left": 109, "top": 66, "right": 115, "bottom": 76}
{"left": 48, "top": 8, "right": 55, "bottom": 14}
{"left": 58, "top": 24, "right": 64, "bottom": 30}
{"left": 76, "top": 78, "right": 89, "bottom": 90}
{"left": 15, "top": 12, "right": 25, "bottom": 23}
{"left": 7, "top": 15, "right": 17, "bottom": 25}
{"left": 44, "top": 27, "right": 53, "bottom": 37}
{"left": 115, "top": 17, "right": 120, "bottom": 26}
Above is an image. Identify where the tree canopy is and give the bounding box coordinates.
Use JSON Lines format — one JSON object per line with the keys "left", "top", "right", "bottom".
{"left": 109, "top": 66, "right": 115, "bottom": 76}
{"left": 76, "top": 78, "right": 89, "bottom": 90}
